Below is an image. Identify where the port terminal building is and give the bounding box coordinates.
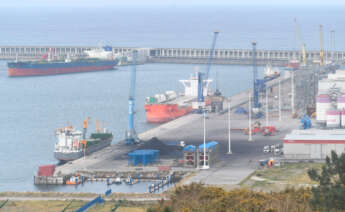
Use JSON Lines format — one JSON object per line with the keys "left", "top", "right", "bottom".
{"left": 284, "top": 129, "right": 345, "bottom": 160}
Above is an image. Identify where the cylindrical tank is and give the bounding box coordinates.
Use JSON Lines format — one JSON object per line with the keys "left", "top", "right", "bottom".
{"left": 316, "top": 94, "right": 331, "bottom": 122}
{"left": 326, "top": 110, "right": 340, "bottom": 128}
{"left": 337, "top": 95, "right": 345, "bottom": 110}
{"left": 341, "top": 110, "right": 345, "bottom": 128}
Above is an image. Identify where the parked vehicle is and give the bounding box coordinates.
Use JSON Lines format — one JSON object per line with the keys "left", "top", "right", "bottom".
{"left": 270, "top": 145, "right": 275, "bottom": 152}
{"left": 263, "top": 145, "right": 270, "bottom": 153}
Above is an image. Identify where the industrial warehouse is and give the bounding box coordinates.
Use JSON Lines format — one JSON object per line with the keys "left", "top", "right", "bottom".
{"left": 284, "top": 69, "right": 345, "bottom": 160}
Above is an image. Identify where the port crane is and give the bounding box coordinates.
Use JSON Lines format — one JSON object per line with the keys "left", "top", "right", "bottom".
{"left": 252, "top": 41, "right": 259, "bottom": 110}
{"left": 198, "top": 31, "right": 220, "bottom": 104}
{"left": 251, "top": 41, "right": 266, "bottom": 118}
{"left": 81, "top": 117, "right": 90, "bottom": 149}
{"left": 294, "top": 18, "right": 307, "bottom": 66}
{"left": 320, "top": 24, "right": 325, "bottom": 66}
{"left": 125, "top": 50, "right": 138, "bottom": 144}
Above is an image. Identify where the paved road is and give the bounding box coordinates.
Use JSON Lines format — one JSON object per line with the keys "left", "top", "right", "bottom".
{"left": 154, "top": 110, "right": 300, "bottom": 188}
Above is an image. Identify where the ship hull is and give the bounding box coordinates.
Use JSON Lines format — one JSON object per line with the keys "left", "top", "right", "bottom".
{"left": 8, "top": 59, "right": 118, "bottom": 77}
{"left": 145, "top": 104, "right": 193, "bottom": 123}
{"left": 54, "top": 138, "right": 112, "bottom": 162}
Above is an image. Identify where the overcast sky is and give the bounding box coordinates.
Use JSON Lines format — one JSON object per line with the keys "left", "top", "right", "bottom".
{"left": 1, "top": 0, "right": 345, "bottom": 7}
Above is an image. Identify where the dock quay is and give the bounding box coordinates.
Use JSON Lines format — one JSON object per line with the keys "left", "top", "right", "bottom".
{"left": 39, "top": 64, "right": 339, "bottom": 188}
{"left": 1, "top": 45, "right": 345, "bottom": 66}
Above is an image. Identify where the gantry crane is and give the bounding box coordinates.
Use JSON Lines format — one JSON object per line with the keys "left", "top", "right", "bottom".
{"left": 320, "top": 24, "right": 324, "bottom": 66}
{"left": 294, "top": 18, "right": 307, "bottom": 66}
{"left": 125, "top": 50, "right": 138, "bottom": 144}
{"left": 198, "top": 31, "right": 220, "bottom": 104}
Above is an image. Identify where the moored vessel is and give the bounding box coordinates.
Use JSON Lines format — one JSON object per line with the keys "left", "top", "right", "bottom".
{"left": 144, "top": 72, "right": 213, "bottom": 123}
{"left": 54, "top": 118, "right": 113, "bottom": 162}
{"left": 8, "top": 46, "right": 119, "bottom": 77}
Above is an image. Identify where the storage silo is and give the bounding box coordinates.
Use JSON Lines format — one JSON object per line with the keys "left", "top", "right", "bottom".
{"left": 341, "top": 110, "right": 345, "bottom": 128}
{"left": 316, "top": 94, "right": 331, "bottom": 123}
{"left": 326, "top": 110, "right": 340, "bottom": 128}
{"left": 337, "top": 95, "right": 345, "bottom": 110}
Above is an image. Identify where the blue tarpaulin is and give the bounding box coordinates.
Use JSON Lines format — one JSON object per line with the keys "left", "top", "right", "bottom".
{"left": 128, "top": 149, "right": 160, "bottom": 166}
{"left": 235, "top": 107, "right": 247, "bottom": 114}
{"left": 184, "top": 145, "right": 196, "bottom": 152}
{"left": 198, "top": 141, "right": 218, "bottom": 152}
{"left": 301, "top": 115, "right": 311, "bottom": 129}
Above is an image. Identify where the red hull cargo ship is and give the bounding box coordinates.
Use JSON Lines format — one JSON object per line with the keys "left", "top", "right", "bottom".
{"left": 145, "top": 72, "right": 213, "bottom": 123}
{"left": 7, "top": 46, "right": 119, "bottom": 77}
{"left": 144, "top": 103, "right": 193, "bottom": 123}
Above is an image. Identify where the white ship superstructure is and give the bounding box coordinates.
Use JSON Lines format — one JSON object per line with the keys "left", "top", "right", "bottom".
{"left": 54, "top": 127, "right": 83, "bottom": 156}
{"left": 85, "top": 46, "right": 116, "bottom": 60}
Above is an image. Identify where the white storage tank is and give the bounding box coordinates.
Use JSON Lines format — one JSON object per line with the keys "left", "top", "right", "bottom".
{"left": 337, "top": 95, "right": 345, "bottom": 110}
{"left": 327, "top": 110, "right": 340, "bottom": 128}
{"left": 316, "top": 94, "right": 331, "bottom": 123}
{"left": 341, "top": 110, "right": 345, "bottom": 128}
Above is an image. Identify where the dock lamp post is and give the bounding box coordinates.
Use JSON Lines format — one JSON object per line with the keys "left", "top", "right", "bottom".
{"left": 227, "top": 98, "right": 232, "bottom": 154}
{"left": 265, "top": 86, "right": 269, "bottom": 126}
{"left": 201, "top": 109, "right": 209, "bottom": 169}
{"left": 279, "top": 77, "right": 282, "bottom": 121}
{"left": 248, "top": 92, "right": 253, "bottom": 142}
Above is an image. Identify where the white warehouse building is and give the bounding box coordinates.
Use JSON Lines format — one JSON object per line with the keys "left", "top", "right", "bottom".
{"left": 284, "top": 129, "right": 345, "bottom": 160}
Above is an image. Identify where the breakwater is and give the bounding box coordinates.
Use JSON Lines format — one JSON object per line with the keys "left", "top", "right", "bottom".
{"left": 1, "top": 46, "right": 344, "bottom": 66}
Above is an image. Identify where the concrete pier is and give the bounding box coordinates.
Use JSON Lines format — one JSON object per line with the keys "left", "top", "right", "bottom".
{"left": 1, "top": 45, "right": 344, "bottom": 66}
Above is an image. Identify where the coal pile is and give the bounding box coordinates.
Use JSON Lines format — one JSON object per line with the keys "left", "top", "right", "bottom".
{"left": 139, "top": 137, "right": 180, "bottom": 156}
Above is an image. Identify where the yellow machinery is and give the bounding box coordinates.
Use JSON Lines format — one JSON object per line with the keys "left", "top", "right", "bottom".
{"left": 294, "top": 18, "right": 307, "bottom": 66}
{"left": 320, "top": 24, "right": 325, "bottom": 66}
{"left": 81, "top": 117, "right": 90, "bottom": 149}
{"left": 96, "top": 119, "right": 106, "bottom": 133}
{"left": 96, "top": 119, "right": 100, "bottom": 133}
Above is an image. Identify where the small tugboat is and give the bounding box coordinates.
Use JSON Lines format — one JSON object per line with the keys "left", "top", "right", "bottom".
{"left": 114, "top": 177, "right": 122, "bottom": 185}
{"left": 66, "top": 174, "right": 82, "bottom": 185}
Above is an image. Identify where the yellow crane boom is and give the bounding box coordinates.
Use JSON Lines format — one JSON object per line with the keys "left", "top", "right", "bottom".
{"left": 320, "top": 24, "right": 324, "bottom": 66}
{"left": 96, "top": 119, "right": 100, "bottom": 133}
{"left": 294, "top": 18, "right": 307, "bottom": 66}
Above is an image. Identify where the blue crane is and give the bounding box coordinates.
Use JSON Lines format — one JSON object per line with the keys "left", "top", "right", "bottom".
{"left": 252, "top": 41, "right": 259, "bottom": 109}
{"left": 198, "top": 31, "right": 220, "bottom": 103}
{"left": 251, "top": 41, "right": 266, "bottom": 119}
{"left": 125, "top": 50, "right": 138, "bottom": 144}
